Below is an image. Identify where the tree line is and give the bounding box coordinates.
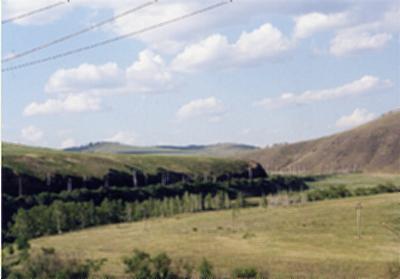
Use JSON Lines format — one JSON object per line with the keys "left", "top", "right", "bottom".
{"left": 10, "top": 192, "right": 246, "bottom": 244}
{"left": 3, "top": 176, "right": 308, "bottom": 242}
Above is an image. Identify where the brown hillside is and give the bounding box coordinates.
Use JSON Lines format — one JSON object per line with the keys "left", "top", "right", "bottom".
{"left": 245, "top": 110, "right": 400, "bottom": 174}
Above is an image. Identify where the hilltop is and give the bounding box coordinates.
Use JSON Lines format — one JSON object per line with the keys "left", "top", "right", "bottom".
{"left": 2, "top": 142, "right": 266, "bottom": 196}
{"left": 245, "top": 110, "right": 400, "bottom": 174}
{"left": 65, "top": 142, "right": 258, "bottom": 157}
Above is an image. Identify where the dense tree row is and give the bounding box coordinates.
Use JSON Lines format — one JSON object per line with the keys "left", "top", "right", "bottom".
{"left": 306, "top": 183, "right": 400, "bottom": 201}
{"left": 9, "top": 192, "right": 244, "bottom": 243}
{"left": 3, "top": 177, "right": 308, "bottom": 242}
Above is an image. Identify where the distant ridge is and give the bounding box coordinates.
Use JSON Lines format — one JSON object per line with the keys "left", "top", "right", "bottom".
{"left": 65, "top": 142, "right": 259, "bottom": 158}
{"left": 244, "top": 110, "right": 400, "bottom": 174}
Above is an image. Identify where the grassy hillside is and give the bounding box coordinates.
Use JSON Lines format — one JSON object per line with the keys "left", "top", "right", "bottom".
{"left": 65, "top": 142, "right": 258, "bottom": 158}
{"left": 308, "top": 173, "right": 400, "bottom": 190}
{"left": 31, "top": 193, "right": 400, "bottom": 278}
{"left": 245, "top": 110, "right": 400, "bottom": 174}
{"left": 2, "top": 142, "right": 253, "bottom": 180}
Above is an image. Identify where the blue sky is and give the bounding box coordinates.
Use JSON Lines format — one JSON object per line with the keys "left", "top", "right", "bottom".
{"left": 2, "top": 0, "right": 399, "bottom": 148}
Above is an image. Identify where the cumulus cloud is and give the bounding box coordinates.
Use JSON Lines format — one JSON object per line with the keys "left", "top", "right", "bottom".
{"left": 44, "top": 50, "right": 174, "bottom": 96}
{"left": 3, "top": 0, "right": 351, "bottom": 50}
{"left": 126, "top": 50, "right": 173, "bottom": 93}
{"left": 21, "top": 126, "right": 44, "bottom": 142}
{"left": 256, "top": 75, "right": 392, "bottom": 109}
{"left": 172, "top": 23, "right": 292, "bottom": 72}
{"left": 60, "top": 138, "right": 77, "bottom": 149}
{"left": 176, "top": 97, "right": 224, "bottom": 121}
{"left": 23, "top": 94, "right": 102, "bottom": 116}
{"left": 293, "top": 12, "right": 348, "bottom": 39}
{"left": 45, "top": 63, "right": 123, "bottom": 94}
{"left": 105, "top": 131, "right": 136, "bottom": 145}
{"left": 336, "top": 108, "right": 376, "bottom": 128}
{"left": 329, "top": 5, "right": 398, "bottom": 56}
{"left": 330, "top": 29, "right": 392, "bottom": 56}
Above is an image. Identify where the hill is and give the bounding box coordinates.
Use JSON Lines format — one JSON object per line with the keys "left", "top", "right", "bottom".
{"left": 2, "top": 142, "right": 266, "bottom": 196}
{"left": 65, "top": 142, "right": 258, "bottom": 157}
{"left": 245, "top": 110, "right": 400, "bottom": 174}
{"left": 30, "top": 193, "right": 400, "bottom": 278}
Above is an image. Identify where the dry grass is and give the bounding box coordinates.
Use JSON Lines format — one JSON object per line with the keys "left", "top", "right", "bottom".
{"left": 30, "top": 193, "right": 400, "bottom": 278}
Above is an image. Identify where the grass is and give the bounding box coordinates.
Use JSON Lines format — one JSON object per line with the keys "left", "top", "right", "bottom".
{"left": 2, "top": 142, "right": 250, "bottom": 179}
{"left": 30, "top": 193, "right": 400, "bottom": 278}
{"left": 308, "top": 173, "right": 400, "bottom": 190}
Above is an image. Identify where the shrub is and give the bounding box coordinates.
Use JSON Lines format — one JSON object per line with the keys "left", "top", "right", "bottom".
{"left": 387, "top": 259, "right": 400, "bottom": 279}
{"left": 198, "top": 258, "right": 215, "bottom": 279}
{"left": 123, "top": 250, "right": 178, "bottom": 279}
{"left": 232, "top": 267, "right": 258, "bottom": 278}
{"left": 5, "top": 248, "right": 99, "bottom": 279}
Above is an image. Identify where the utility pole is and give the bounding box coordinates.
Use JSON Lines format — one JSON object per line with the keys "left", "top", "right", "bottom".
{"left": 355, "top": 202, "right": 363, "bottom": 239}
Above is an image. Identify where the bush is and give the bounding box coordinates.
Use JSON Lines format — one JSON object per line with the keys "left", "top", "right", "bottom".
{"left": 232, "top": 267, "right": 258, "bottom": 278}
{"left": 198, "top": 258, "right": 215, "bottom": 279}
{"left": 5, "top": 248, "right": 101, "bottom": 279}
{"left": 387, "top": 259, "right": 400, "bottom": 279}
{"left": 123, "top": 250, "right": 178, "bottom": 279}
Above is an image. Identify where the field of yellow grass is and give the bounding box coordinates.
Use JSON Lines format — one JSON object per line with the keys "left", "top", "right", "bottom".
{"left": 30, "top": 193, "right": 400, "bottom": 278}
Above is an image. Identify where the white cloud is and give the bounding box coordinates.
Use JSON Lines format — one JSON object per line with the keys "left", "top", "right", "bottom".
{"left": 328, "top": 5, "right": 398, "bottom": 56}
{"left": 60, "top": 138, "right": 77, "bottom": 149}
{"left": 176, "top": 97, "right": 224, "bottom": 121}
{"left": 45, "top": 63, "right": 123, "bottom": 94}
{"left": 256, "top": 75, "right": 392, "bottom": 109}
{"left": 126, "top": 50, "right": 173, "bottom": 93}
{"left": 172, "top": 23, "right": 292, "bottom": 72}
{"left": 336, "top": 108, "right": 376, "bottom": 128}
{"left": 24, "top": 94, "right": 102, "bottom": 116}
{"left": 21, "top": 126, "right": 44, "bottom": 142}
{"left": 105, "top": 131, "right": 136, "bottom": 145}
{"left": 44, "top": 50, "right": 174, "bottom": 96}
{"left": 294, "top": 12, "right": 348, "bottom": 39}
{"left": 330, "top": 29, "right": 392, "bottom": 56}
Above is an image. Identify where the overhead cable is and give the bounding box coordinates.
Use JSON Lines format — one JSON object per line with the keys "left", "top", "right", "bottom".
{"left": 3, "top": 1, "right": 231, "bottom": 72}
{"left": 2, "top": 1, "right": 69, "bottom": 25}
{"left": 3, "top": 1, "right": 156, "bottom": 63}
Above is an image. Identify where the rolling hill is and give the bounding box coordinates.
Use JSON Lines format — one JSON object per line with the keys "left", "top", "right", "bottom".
{"left": 245, "top": 110, "right": 400, "bottom": 174}
{"left": 2, "top": 142, "right": 266, "bottom": 196}
{"left": 65, "top": 142, "right": 259, "bottom": 157}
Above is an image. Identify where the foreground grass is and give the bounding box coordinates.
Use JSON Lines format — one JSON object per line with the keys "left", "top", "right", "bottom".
{"left": 308, "top": 173, "right": 400, "bottom": 190}
{"left": 31, "top": 193, "right": 400, "bottom": 278}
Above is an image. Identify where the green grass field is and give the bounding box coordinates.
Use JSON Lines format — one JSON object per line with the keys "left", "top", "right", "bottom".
{"left": 308, "top": 173, "right": 400, "bottom": 190}
{"left": 30, "top": 193, "right": 400, "bottom": 278}
{"left": 2, "top": 142, "right": 251, "bottom": 179}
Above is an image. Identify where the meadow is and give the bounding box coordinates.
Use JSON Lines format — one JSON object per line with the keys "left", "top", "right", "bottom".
{"left": 29, "top": 193, "right": 400, "bottom": 278}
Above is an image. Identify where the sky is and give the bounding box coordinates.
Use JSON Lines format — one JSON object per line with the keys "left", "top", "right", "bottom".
{"left": 2, "top": 0, "right": 400, "bottom": 148}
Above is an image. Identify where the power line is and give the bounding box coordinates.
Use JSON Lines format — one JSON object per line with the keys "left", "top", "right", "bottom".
{"left": 3, "top": 1, "right": 157, "bottom": 63}
{"left": 3, "top": 1, "right": 231, "bottom": 73}
{"left": 2, "top": 1, "right": 69, "bottom": 25}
